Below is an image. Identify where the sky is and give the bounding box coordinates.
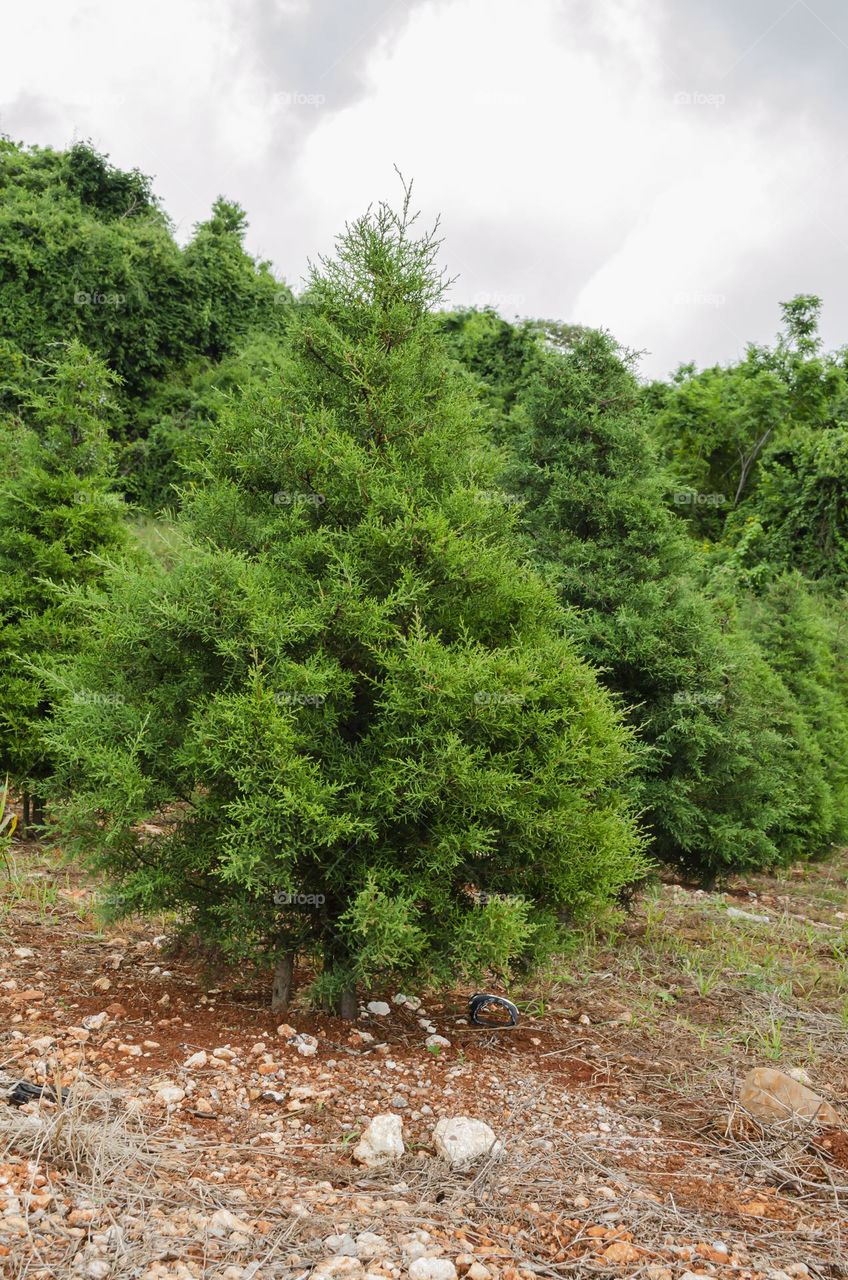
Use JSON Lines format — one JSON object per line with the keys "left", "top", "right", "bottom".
{"left": 1, "top": 0, "right": 846, "bottom": 378}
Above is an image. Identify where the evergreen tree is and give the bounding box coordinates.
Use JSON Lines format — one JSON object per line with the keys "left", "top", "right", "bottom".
{"left": 505, "top": 330, "right": 832, "bottom": 879}
{"left": 0, "top": 342, "right": 130, "bottom": 824}
{"left": 45, "top": 193, "right": 646, "bottom": 1012}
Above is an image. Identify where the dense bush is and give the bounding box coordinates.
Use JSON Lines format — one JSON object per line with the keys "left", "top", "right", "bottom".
{"left": 0, "top": 139, "right": 290, "bottom": 406}
{"left": 501, "top": 330, "right": 842, "bottom": 878}
{"left": 44, "top": 196, "right": 646, "bottom": 1011}
{"left": 0, "top": 342, "right": 130, "bottom": 822}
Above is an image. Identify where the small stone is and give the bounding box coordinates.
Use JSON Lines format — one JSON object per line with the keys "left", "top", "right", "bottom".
{"left": 603, "top": 1241, "right": 640, "bottom": 1264}
{"left": 433, "top": 1117, "right": 500, "bottom": 1168}
{"left": 425, "top": 1034, "right": 451, "bottom": 1050}
{"left": 276, "top": 1023, "right": 297, "bottom": 1038}
{"left": 86, "top": 1262, "right": 111, "bottom": 1280}
{"left": 393, "top": 993, "right": 422, "bottom": 1010}
{"left": 354, "top": 1232, "right": 391, "bottom": 1260}
{"left": 409, "top": 1261, "right": 457, "bottom": 1280}
{"left": 352, "top": 1114, "right": 405, "bottom": 1166}
{"left": 154, "top": 1085, "right": 185, "bottom": 1107}
{"left": 92, "top": 977, "right": 112, "bottom": 992}
{"left": 82, "top": 1012, "right": 109, "bottom": 1031}
{"left": 727, "top": 906, "right": 770, "bottom": 923}
{"left": 324, "top": 1234, "right": 357, "bottom": 1257}
{"left": 366, "top": 1001, "right": 391, "bottom": 1017}
{"left": 390, "top": 1093, "right": 408, "bottom": 1109}
{"left": 291, "top": 1033, "right": 318, "bottom": 1057}
{"left": 183, "top": 1051, "right": 208, "bottom": 1069}
{"left": 208, "top": 1207, "right": 253, "bottom": 1237}
{"left": 467, "top": 1265, "right": 491, "bottom": 1280}
{"left": 13, "top": 948, "right": 35, "bottom": 959}
{"left": 312, "top": 1260, "right": 365, "bottom": 1280}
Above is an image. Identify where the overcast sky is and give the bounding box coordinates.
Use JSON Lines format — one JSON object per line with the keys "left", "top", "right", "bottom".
{"left": 2, "top": 0, "right": 846, "bottom": 377}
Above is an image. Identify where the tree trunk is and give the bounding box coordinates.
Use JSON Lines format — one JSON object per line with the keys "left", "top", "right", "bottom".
{"left": 321, "top": 909, "right": 357, "bottom": 1019}
{"left": 270, "top": 951, "right": 295, "bottom": 1013}
{"left": 22, "top": 792, "right": 30, "bottom": 839}
{"left": 335, "top": 984, "right": 358, "bottom": 1020}
{"left": 31, "top": 795, "right": 45, "bottom": 829}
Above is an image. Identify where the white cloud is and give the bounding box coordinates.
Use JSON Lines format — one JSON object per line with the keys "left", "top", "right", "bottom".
{"left": 1, "top": 0, "right": 846, "bottom": 374}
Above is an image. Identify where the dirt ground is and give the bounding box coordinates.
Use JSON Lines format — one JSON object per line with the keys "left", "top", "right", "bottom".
{"left": 1, "top": 831, "right": 847, "bottom": 1279}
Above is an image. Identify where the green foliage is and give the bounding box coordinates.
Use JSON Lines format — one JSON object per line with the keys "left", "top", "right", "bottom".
{"left": 739, "top": 575, "right": 848, "bottom": 846}
{"left": 651, "top": 295, "right": 848, "bottom": 563}
{"left": 44, "top": 193, "right": 646, "bottom": 1006}
{"left": 0, "top": 342, "right": 130, "bottom": 798}
{"left": 0, "top": 139, "right": 290, "bottom": 404}
{"left": 120, "top": 334, "right": 291, "bottom": 510}
{"left": 503, "top": 330, "right": 840, "bottom": 879}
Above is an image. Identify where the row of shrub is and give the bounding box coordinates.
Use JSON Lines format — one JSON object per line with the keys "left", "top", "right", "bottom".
{"left": 1, "top": 141, "right": 845, "bottom": 1010}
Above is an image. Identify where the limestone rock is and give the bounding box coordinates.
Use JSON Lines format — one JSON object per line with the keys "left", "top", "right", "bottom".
{"left": 739, "top": 1067, "right": 841, "bottom": 1128}
{"left": 409, "top": 1261, "right": 457, "bottom": 1280}
{"left": 433, "top": 1117, "right": 500, "bottom": 1168}
{"left": 352, "top": 1113, "right": 405, "bottom": 1166}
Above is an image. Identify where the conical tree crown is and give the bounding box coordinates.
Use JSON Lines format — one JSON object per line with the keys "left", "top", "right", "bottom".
{"left": 46, "top": 195, "right": 646, "bottom": 1003}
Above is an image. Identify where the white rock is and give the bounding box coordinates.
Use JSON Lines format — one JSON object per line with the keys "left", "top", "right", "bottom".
{"left": 727, "top": 906, "right": 770, "bottom": 923}
{"left": 291, "top": 1033, "right": 318, "bottom": 1056}
{"left": 324, "top": 1233, "right": 357, "bottom": 1256}
{"left": 81, "top": 1012, "right": 109, "bottom": 1032}
{"left": 366, "top": 1001, "right": 391, "bottom": 1017}
{"left": 312, "top": 1259, "right": 365, "bottom": 1280}
{"left": 355, "top": 1232, "right": 391, "bottom": 1260}
{"left": 402, "top": 1241, "right": 429, "bottom": 1264}
{"left": 786, "top": 1067, "right": 813, "bottom": 1086}
{"left": 86, "top": 1261, "right": 111, "bottom": 1280}
{"left": 425, "top": 1034, "right": 451, "bottom": 1050}
{"left": 184, "top": 1050, "right": 208, "bottom": 1069}
{"left": 213, "top": 1046, "right": 238, "bottom": 1060}
{"left": 208, "top": 1207, "right": 253, "bottom": 1238}
{"left": 433, "top": 1117, "right": 500, "bottom": 1168}
{"left": 352, "top": 1113, "right": 405, "bottom": 1166}
{"left": 154, "top": 1085, "right": 185, "bottom": 1107}
{"left": 393, "top": 993, "right": 422, "bottom": 1010}
{"left": 409, "top": 1261, "right": 458, "bottom": 1280}
{"left": 13, "top": 948, "right": 35, "bottom": 959}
